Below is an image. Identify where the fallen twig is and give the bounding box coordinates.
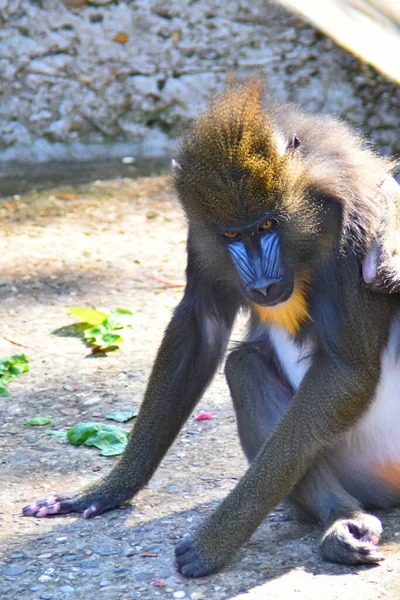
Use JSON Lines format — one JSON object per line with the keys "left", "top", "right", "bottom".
{"left": 3, "top": 336, "right": 33, "bottom": 349}
{"left": 145, "top": 274, "right": 185, "bottom": 288}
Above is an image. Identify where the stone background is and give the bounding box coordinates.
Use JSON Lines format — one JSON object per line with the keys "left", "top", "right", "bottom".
{"left": 0, "top": 0, "right": 399, "bottom": 164}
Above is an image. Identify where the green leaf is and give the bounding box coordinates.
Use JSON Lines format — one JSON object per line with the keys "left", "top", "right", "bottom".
{"left": 24, "top": 417, "right": 53, "bottom": 426}
{"left": 0, "top": 385, "right": 10, "bottom": 397}
{"left": 105, "top": 309, "right": 135, "bottom": 330}
{"left": 83, "top": 324, "right": 107, "bottom": 339}
{"left": 46, "top": 430, "right": 68, "bottom": 438}
{"left": 105, "top": 410, "right": 138, "bottom": 423}
{"left": 84, "top": 424, "right": 130, "bottom": 449}
{"left": 97, "top": 333, "right": 121, "bottom": 346}
{"left": 65, "top": 307, "right": 134, "bottom": 353}
{"left": 67, "top": 422, "right": 102, "bottom": 445}
{"left": 100, "top": 443, "right": 128, "bottom": 456}
{"left": 66, "top": 422, "right": 130, "bottom": 456}
{"left": 84, "top": 324, "right": 122, "bottom": 350}
{"left": 66, "top": 307, "right": 109, "bottom": 326}
{"left": 0, "top": 354, "right": 29, "bottom": 387}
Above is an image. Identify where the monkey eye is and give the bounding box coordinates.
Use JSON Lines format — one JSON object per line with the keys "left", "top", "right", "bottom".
{"left": 258, "top": 220, "right": 274, "bottom": 232}
{"left": 223, "top": 231, "right": 240, "bottom": 239}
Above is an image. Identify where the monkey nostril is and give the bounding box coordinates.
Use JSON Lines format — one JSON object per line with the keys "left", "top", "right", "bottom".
{"left": 255, "top": 286, "right": 268, "bottom": 297}
{"left": 253, "top": 281, "right": 285, "bottom": 303}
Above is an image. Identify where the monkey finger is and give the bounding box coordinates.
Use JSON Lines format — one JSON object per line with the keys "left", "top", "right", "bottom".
{"left": 23, "top": 493, "right": 94, "bottom": 517}
{"left": 83, "top": 505, "right": 101, "bottom": 519}
{"left": 175, "top": 538, "right": 215, "bottom": 578}
{"left": 362, "top": 244, "right": 379, "bottom": 284}
{"left": 23, "top": 495, "right": 64, "bottom": 517}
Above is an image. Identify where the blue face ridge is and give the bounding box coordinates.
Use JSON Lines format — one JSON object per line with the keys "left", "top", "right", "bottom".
{"left": 227, "top": 231, "right": 283, "bottom": 291}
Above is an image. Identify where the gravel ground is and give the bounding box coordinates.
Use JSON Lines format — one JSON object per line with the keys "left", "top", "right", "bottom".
{"left": 0, "top": 175, "right": 399, "bottom": 600}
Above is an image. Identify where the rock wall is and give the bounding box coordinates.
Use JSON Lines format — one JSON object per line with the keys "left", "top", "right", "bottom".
{"left": 0, "top": 0, "right": 399, "bottom": 164}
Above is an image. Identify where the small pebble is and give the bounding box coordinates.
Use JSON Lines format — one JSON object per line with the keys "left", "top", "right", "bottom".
{"left": 60, "top": 408, "right": 80, "bottom": 416}
{"left": 56, "top": 537, "right": 68, "bottom": 543}
{"left": 39, "top": 575, "right": 52, "bottom": 583}
{"left": 40, "top": 594, "right": 52, "bottom": 599}
{"left": 30, "top": 585, "right": 43, "bottom": 592}
{"left": 24, "top": 433, "right": 37, "bottom": 443}
{"left": 134, "top": 571, "right": 154, "bottom": 581}
{"left": 15, "top": 453, "right": 29, "bottom": 461}
{"left": 91, "top": 543, "right": 121, "bottom": 556}
{"left": 9, "top": 553, "right": 25, "bottom": 559}
{"left": 173, "top": 592, "right": 186, "bottom": 599}
{"left": 100, "top": 580, "right": 112, "bottom": 587}
{"left": 38, "top": 552, "right": 52, "bottom": 559}
{"left": 125, "top": 548, "right": 135, "bottom": 557}
{"left": 80, "top": 559, "right": 101, "bottom": 569}
{"left": 1, "top": 565, "right": 27, "bottom": 576}
{"left": 165, "top": 484, "right": 178, "bottom": 494}
{"left": 81, "top": 396, "right": 101, "bottom": 406}
{"left": 59, "top": 585, "right": 75, "bottom": 594}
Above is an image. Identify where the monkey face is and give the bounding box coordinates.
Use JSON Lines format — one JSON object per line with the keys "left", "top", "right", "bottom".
{"left": 222, "top": 219, "right": 294, "bottom": 307}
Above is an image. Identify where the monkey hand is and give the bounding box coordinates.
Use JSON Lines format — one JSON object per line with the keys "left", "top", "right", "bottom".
{"left": 363, "top": 176, "right": 400, "bottom": 293}
{"left": 363, "top": 238, "right": 400, "bottom": 293}
{"left": 22, "top": 482, "right": 129, "bottom": 519}
{"left": 175, "top": 532, "right": 230, "bottom": 578}
{"left": 320, "top": 514, "right": 385, "bottom": 565}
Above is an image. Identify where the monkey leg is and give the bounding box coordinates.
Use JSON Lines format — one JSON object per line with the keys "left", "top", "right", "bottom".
{"left": 225, "top": 337, "right": 293, "bottom": 462}
{"left": 291, "top": 463, "right": 385, "bottom": 565}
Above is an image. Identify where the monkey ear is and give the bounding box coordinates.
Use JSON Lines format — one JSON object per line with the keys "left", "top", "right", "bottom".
{"left": 286, "top": 134, "right": 301, "bottom": 152}
{"left": 171, "top": 159, "right": 182, "bottom": 173}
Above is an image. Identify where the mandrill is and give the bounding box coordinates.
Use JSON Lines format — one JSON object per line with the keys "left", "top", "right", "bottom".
{"left": 24, "top": 79, "right": 400, "bottom": 578}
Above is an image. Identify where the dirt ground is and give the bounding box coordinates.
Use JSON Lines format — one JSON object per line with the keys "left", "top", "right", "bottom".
{"left": 0, "top": 174, "right": 399, "bottom": 600}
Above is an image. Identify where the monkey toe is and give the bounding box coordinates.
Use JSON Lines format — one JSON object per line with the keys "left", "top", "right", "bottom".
{"left": 175, "top": 538, "right": 217, "bottom": 578}
{"left": 23, "top": 493, "right": 105, "bottom": 518}
{"left": 320, "top": 515, "right": 385, "bottom": 565}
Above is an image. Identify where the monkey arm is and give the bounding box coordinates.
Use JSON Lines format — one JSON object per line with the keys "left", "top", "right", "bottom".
{"left": 176, "top": 354, "right": 382, "bottom": 577}
{"left": 91, "top": 287, "right": 235, "bottom": 506}
{"left": 23, "top": 265, "right": 239, "bottom": 519}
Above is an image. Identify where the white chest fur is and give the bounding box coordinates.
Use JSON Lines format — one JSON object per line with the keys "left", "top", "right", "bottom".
{"left": 268, "top": 324, "right": 311, "bottom": 390}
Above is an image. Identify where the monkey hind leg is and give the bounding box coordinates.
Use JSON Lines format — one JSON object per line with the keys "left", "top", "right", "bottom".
{"left": 225, "top": 335, "right": 293, "bottom": 463}
{"left": 289, "top": 460, "right": 385, "bottom": 564}
{"left": 320, "top": 513, "right": 385, "bottom": 565}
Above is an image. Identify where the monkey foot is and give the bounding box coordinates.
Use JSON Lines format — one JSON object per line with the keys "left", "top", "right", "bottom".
{"left": 320, "top": 514, "right": 385, "bottom": 565}
{"left": 175, "top": 537, "right": 222, "bottom": 578}
{"left": 23, "top": 491, "right": 117, "bottom": 519}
